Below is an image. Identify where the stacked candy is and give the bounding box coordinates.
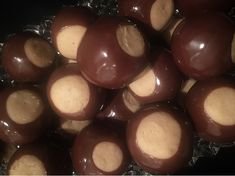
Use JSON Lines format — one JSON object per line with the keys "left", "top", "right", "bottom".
{"left": 0, "top": 0, "right": 234, "bottom": 175}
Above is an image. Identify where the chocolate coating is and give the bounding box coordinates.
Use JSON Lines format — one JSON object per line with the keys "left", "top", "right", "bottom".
{"left": 55, "top": 117, "right": 92, "bottom": 143}
{"left": 47, "top": 63, "right": 104, "bottom": 120}
{"left": 175, "top": 0, "right": 235, "bottom": 17}
{"left": 186, "top": 77, "right": 235, "bottom": 143}
{"left": 163, "top": 16, "right": 185, "bottom": 44}
{"left": 7, "top": 142, "right": 72, "bottom": 175}
{"left": 176, "top": 78, "right": 197, "bottom": 107}
{"left": 0, "top": 86, "right": 51, "bottom": 145}
{"left": 171, "top": 13, "right": 235, "bottom": 80}
{"left": 2, "top": 32, "right": 56, "bottom": 82}
{"left": 97, "top": 89, "right": 141, "bottom": 121}
{"left": 118, "top": 0, "right": 174, "bottom": 32}
{"left": 128, "top": 48, "right": 183, "bottom": 104}
{"left": 51, "top": 6, "right": 96, "bottom": 60}
{"left": 52, "top": 7, "right": 96, "bottom": 38}
{"left": 127, "top": 104, "right": 193, "bottom": 174}
{"left": 77, "top": 16, "right": 149, "bottom": 89}
{"left": 72, "top": 120, "right": 130, "bottom": 175}
{"left": 118, "top": 0, "right": 154, "bottom": 24}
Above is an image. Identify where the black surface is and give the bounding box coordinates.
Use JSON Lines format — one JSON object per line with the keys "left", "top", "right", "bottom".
{"left": 0, "top": 0, "right": 235, "bottom": 174}
{"left": 0, "top": 0, "right": 76, "bottom": 41}
{"left": 179, "top": 146, "right": 235, "bottom": 174}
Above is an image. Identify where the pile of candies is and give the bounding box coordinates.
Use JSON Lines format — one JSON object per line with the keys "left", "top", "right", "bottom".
{"left": 0, "top": 0, "right": 234, "bottom": 175}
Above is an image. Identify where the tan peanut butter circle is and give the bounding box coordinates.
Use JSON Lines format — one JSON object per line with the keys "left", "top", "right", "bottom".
{"left": 136, "top": 111, "right": 182, "bottom": 159}
{"left": 56, "top": 25, "right": 87, "bottom": 60}
{"left": 122, "top": 90, "right": 140, "bottom": 113}
{"left": 150, "top": 0, "right": 174, "bottom": 31}
{"left": 50, "top": 75, "right": 90, "bottom": 114}
{"left": 9, "top": 155, "right": 47, "bottom": 175}
{"left": 6, "top": 90, "right": 44, "bottom": 124}
{"left": 24, "top": 38, "right": 55, "bottom": 67}
{"left": 92, "top": 142, "right": 123, "bottom": 172}
{"left": 129, "top": 66, "right": 156, "bottom": 97}
{"left": 116, "top": 25, "right": 145, "bottom": 57}
{"left": 60, "top": 119, "right": 91, "bottom": 134}
{"left": 204, "top": 87, "right": 235, "bottom": 126}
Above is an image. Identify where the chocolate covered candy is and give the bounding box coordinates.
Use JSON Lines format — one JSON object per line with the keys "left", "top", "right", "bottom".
{"left": 128, "top": 48, "right": 183, "bottom": 104}
{"left": 47, "top": 63, "right": 104, "bottom": 121}
{"left": 51, "top": 6, "right": 96, "bottom": 61}
{"left": 7, "top": 142, "right": 72, "bottom": 175}
{"left": 118, "top": 0, "right": 174, "bottom": 31}
{"left": 72, "top": 121, "right": 130, "bottom": 175}
{"left": 127, "top": 104, "right": 193, "bottom": 174}
{"left": 98, "top": 89, "right": 141, "bottom": 121}
{"left": 186, "top": 77, "right": 235, "bottom": 143}
{"left": 2, "top": 32, "right": 56, "bottom": 82}
{"left": 0, "top": 87, "right": 51, "bottom": 144}
{"left": 175, "top": 0, "right": 235, "bottom": 17}
{"left": 77, "top": 16, "right": 149, "bottom": 89}
{"left": 171, "top": 13, "right": 235, "bottom": 80}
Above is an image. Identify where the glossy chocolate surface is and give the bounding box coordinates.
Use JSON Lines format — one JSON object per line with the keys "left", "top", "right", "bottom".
{"left": 77, "top": 16, "right": 149, "bottom": 89}
{"left": 118, "top": 0, "right": 154, "bottom": 24}
{"left": 72, "top": 120, "right": 130, "bottom": 175}
{"left": 176, "top": 78, "right": 197, "bottom": 107}
{"left": 2, "top": 32, "right": 55, "bottom": 82}
{"left": 47, "top": 63, "right": 104, "bottom": 120}
{"left": 55, "top": 117, "right": 92, "bottom": 144}
{"left": 175, "top": 0, "right": 235, "bottom": 17}
{"left": 163, "top": 16, "right": 184, "bottom": 44}
{"left": 51, "top": 6, "right": 96, "bottom": 59}
{"left": 7, "top": 142, "right": 72, "bottom": 175}
{"left": 0, "top": 87, "right": 51, "bottom": 145}
{"left": 118, "top": 0, "right": 158, "bottom": 37}
{"left": 129, "top": 48, "right": 183, "bottom": 104}
{"left": 52, "top": 6, "right": 96, "bottom": 37}
{"left": 186, "top": 77, "right": 235, "bottom": 143}
{"left": 118, "top": 0, "right": 173, "bottom": 32}
{"left": 97, "top": 89, "right": 141, "bottom": 121}
{"left": 171, "top": 13, "right": 235, "bottom": 80}
{"left": 127, "top": 104, "right": 193, "bottom": 174}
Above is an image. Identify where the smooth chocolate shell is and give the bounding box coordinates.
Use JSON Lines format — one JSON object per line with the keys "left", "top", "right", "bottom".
{"left": 0, "top": 86, "right": 52, "bottom": 145}
{"left": 127, "top": 104, "right": 193, "bottom": 174}
{"left": 118, "top": 0, "right": 174, "bottom": 32}
{"left": 176, "top": 78, "right": 197, "bottom": 107}
{"left": 186, "top": 77, "right": 235, "bottom": 143}
{"left": 163, "top": 16, "right": 185, "bottom": 44}
{"left": 77, "top": 16, "right": 149, "bottom": 89}
{"left": 175, "top": 0, "right": 235, "bottom": 17}
{"left": 2, "top": 32, "right": 56, "bottom": 82}
{"left": 47, "top": 63, "right": 104, "bottom": 120}
{"left": 97, "top": 89, "right": 141, "bottom": 121}
{"left": 7, "top": 142, "right": 72, "bottom": 175}
{"left": 51, "top": 6, "right": 96, "bottom": 60}
{"left": 72, "top": 120, "right": 130, "bottom": 175}
{"left": 171, "top": 13, "right": 235, "bottom": 80}
{"left": 128, "top": 48, "right": 183, "bottom": 104}
{"left": 55, "top": 117, "right": 92, "bottom": 142}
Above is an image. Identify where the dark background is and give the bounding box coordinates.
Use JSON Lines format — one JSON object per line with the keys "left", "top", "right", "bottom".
{"left": 0, "top": 0, "right": 235, "bottom": 174}
{"left": 0, "top": 0, "right": 77, "bottom": 41}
